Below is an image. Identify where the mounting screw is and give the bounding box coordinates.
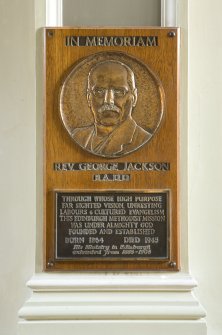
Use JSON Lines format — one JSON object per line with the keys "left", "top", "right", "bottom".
{"left": 169, "top": 261, "right": 177, "bottom": 268}
{"left": 168, "top": 31, "right": 176, "bottom": 38}
{"left": 48, "top": 31, "right": 54, "bottom": 38}
{"left": 47, "top": 260, "right": 54, "bottom": 267}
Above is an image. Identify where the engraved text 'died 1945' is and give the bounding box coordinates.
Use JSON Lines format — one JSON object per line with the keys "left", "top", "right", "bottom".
{"left": 60, "top": 52, "right": 165, "bottom": 158}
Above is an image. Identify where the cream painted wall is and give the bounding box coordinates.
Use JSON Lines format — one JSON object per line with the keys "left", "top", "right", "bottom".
{"left": 0, "top": 0, "right": 222, "bottom": 334}
{"left": 188, "top": 1, "right": 222, "bottom": 335}
{"left": 0, "top": 0, "right": 36, "bottom": 335}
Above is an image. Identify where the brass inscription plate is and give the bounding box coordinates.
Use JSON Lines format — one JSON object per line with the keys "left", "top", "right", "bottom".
{"left": 44, "top": 28, "right": 179, "bottom": 271}
{"left": 55, "top": 190, "right": 169, "bottom": 260}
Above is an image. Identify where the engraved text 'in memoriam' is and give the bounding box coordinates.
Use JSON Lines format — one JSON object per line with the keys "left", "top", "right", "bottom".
{"left": 65, "top": 36, "right": 158, "bottom": 47}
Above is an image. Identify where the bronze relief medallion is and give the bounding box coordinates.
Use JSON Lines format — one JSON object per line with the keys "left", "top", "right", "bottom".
{"left": 59, "top": 51, "right": 165, "bottom": 158}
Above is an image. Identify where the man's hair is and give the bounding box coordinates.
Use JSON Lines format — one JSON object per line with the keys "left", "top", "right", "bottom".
{"left": 87, "top": 60, "right": 136, "bottom": 92}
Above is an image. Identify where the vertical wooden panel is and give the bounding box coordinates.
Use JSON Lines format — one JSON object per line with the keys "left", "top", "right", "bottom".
{"left": 44, "top": 27, "right": 179, "bottom": 271}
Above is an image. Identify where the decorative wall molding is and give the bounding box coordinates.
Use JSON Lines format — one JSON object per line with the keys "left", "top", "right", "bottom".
{"left": 19, "top": 273, "right": 205, "bottom": 321}
{"left": 46, "top": 0, "right": 63, "bottom": 26}
{"left": 18, "top": 273, "right": 206, "bottom": 334}
{"left": 19, "top": 320, "right": 207, "bottom": 335}
{"left": 161, "top": 0, "right": 177, "bottom": 27}
{"left": 46, "top": 0, "right": 177, "bottom": 28}
{"left": 27, "top": 272, "right": 197, "bottom": 292}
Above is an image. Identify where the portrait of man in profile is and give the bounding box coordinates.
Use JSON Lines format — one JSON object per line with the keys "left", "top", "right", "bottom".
{"left": 71, "top": 60, "right": 151, "bottom": 157}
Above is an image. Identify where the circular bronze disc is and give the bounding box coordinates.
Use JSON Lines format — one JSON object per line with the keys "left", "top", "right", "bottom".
{"left": 60, "top": 51, "right": 165, "bottom": 158}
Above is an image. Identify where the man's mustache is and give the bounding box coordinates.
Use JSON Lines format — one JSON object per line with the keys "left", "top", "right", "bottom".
{"left": 98, "top": 104, "right": 120, "bottom": 114}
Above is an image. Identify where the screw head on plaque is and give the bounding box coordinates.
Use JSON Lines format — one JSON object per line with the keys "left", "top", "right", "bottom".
{"left": 44, "top": 28, "right": 179, "bottom": 271}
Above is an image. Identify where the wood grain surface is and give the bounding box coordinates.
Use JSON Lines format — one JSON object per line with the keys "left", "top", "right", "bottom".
{"left": 44, "top": 27, "right": 179, "bottom": 271}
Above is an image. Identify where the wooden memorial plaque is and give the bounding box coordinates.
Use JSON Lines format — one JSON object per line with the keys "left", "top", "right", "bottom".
{"left": 44, "top": 27, "right": 179, "bottom": 271}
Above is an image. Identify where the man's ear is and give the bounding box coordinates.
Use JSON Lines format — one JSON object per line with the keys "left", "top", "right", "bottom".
{"left": 87, "top": 89, "right": 91, "bottom": 108}
{"left": 132, "top": 88, "right": 138, "bottom": 107}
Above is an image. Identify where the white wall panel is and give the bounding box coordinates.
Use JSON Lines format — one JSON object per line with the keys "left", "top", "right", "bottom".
{"left": 188, "top": 1, "right": 222, "bottom": 334}
{"left": 0, "top": 0, "right": 36, "bottom": 334}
